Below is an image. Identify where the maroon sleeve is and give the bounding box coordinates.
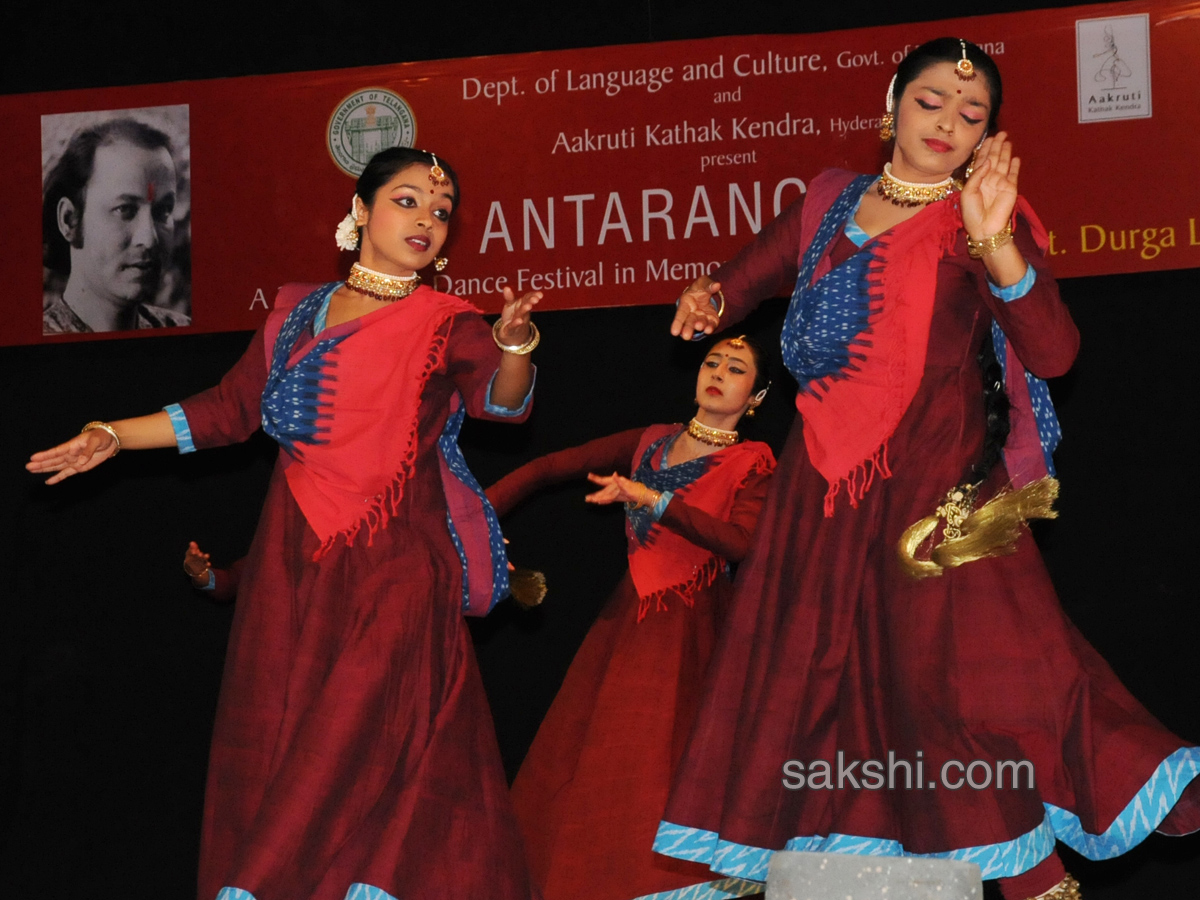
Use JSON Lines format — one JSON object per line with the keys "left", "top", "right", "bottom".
{"left": 657, "top": 470, "right": 772, "bottom": 562}
{"left": 974, "top": 219, "right": 1080, "bottom": 379}
{"left": 486, "top": 428, "right": 646, "bottom": 517}
{"left": 207, "top": 558, "right": 245, "bottom": 603}
{"left": 443, "top": 313, "right": 534, "bottom": 422}
{"left": 710, "top": 196, "right": 806, "bottom": 327}
{"left": 178, "top": 327, "right": 269, "bottom": 450}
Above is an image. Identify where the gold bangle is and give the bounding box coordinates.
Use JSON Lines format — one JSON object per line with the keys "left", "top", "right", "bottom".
{"left": 712, "top": 289, "right": 726, "bottom": 319}
{"left": 967, "top": 223, "right": 1014, "bottom": 259}
{"left": 492, "top": 319, "right": 540, "bottom": 355}
{"left": 184, "top": 561, "right": 212, "bottom": 580}
{"left": 81, "top": 421, "right": 121, "bottom": 456}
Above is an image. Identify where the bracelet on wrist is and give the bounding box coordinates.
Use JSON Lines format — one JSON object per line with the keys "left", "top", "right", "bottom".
{"left": 184, "top": 561, "right": 211, "bottom": 580}
{"left": 81, "top": 421, "right": 121, "bottom": 456}
{"left": 711, "top": 290, "right": 726, "bottom": 319}
{"left": 967, "top": 223, "right": 1014, "bottom": 259}
{"left": 492, "top": 319, "right": 540, "bottom": 355}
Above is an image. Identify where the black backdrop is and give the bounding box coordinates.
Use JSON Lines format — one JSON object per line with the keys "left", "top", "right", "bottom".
{"left": 2, "top": 2, "right": 1198, "bottom": 898}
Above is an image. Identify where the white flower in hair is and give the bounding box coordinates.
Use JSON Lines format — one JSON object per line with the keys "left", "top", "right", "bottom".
{"left": 335, "top": 195, "right": 361, "bottom": 251}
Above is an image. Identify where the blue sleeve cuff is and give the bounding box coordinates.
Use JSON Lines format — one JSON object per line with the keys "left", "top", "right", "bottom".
{"left": 484, "top": 366, "right": 537, "bottom": 417}
{"left": 650, "top": 490, "right": 674, "bottom": 522}
{"left": 200, "top": 569, "right": 216, "bottom": 591}
{"left": 989, "top": 263, "right": 1036, "bottom": 302}
{"left": 164, "top": 403, "right": 196, "bottom": 454}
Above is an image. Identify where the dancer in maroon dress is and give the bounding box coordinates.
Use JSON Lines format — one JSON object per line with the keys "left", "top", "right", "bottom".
{"left": 660, "top": 39, "right": 1200, "bottom": 900}
{"left": 29, "top": 148, "right": 544, "bottom": 900}
{"left": 489, "top": 337, "right": 775, "bottom": 900}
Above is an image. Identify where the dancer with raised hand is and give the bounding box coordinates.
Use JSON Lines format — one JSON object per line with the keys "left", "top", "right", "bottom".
{"left": 661, "top": 38, "right": 1199, "bottom": 900}
{"left": 30, "top": 147, "right": 543, "bottom": 900}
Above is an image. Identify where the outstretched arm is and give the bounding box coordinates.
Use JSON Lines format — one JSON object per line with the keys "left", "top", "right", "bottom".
{"left": 486, "top": 429, "right": 645, "bottom": 517}
{"left": 27, "top": 412, "right": 177, "bottom": 484}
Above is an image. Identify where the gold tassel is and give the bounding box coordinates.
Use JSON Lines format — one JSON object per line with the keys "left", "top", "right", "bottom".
{"left": 508, "top": 567, "right": 547, "bottom": 608}
{"left": 897, "top": 514, "right": 944, "bottom": 578}
{"left": 1028, "top": 873, "right": 1082, "bottom": 900}
{"left": 898, "top": 477, "right": 1060, "bottom": 579}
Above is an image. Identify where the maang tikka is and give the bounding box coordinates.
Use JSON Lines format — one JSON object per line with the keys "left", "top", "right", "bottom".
{"left": 428, "top": 153, "right": 451, "bottom": 187}
{"left": 955, "top": 39, "right": 976, "bottom": 81}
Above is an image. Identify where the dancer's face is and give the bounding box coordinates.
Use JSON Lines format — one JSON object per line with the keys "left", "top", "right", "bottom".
{"left": 891, "top": 61, "right": 991, "bottom": 182}
{"left": 695, "top": 340, "right": 761, "bottom": 420}
{"left": 357, "top": 163, "right": 454, "bottom": 276}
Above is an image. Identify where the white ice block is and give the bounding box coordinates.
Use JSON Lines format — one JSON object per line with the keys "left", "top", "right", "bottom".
{"left": 766, "top": 851, "right": 983, "bottom": 900}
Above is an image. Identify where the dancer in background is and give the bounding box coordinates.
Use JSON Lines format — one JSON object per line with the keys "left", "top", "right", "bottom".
{"left": 660, "top": 39, "right": 1199, "bottom": 900}
{"left": 489, "top": 335, "right": 774, "bottom": 900}
{"left": 30, "top": 148, "right": 543, "bottom": 900}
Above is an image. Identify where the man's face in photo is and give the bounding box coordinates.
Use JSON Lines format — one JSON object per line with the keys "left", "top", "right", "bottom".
{"left": 66, "top": 140, "right": 177, "bottom": 307}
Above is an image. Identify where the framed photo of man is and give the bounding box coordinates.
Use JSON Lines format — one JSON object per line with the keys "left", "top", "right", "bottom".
{"left": 41, "top": 104, "right": 191, "bottom": 336}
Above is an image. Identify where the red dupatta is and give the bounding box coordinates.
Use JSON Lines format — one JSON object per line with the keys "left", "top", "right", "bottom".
{"left": 262, "top": 283, "right": 478, "bottom": 558}
{"left": 785, "top": 170, "right": 961, "bottom": 514}
{"left": 626, "top": 424, "right": 775, "bottom": 620}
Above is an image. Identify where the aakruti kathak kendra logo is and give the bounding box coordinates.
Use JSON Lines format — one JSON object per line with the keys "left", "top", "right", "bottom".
{"left": 328, "top": 89, "right": 417, "bottom": 176}
{"left": 1075, "top": 14, "right": 1152, "bottom": 123}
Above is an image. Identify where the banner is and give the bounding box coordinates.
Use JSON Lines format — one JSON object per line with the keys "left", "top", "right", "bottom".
{"left": 3, "top": 0, "right": 1197, "bottom": 347}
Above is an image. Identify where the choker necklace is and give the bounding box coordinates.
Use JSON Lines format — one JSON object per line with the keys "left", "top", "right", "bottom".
{"left": 687, "top": 418, "right": 738, "bottom": 448}
{"left": 876, "top": 163, "right": 956, "bottom": 207}
{"left": 346, "top": 263, "right": 421, "bottom": 302}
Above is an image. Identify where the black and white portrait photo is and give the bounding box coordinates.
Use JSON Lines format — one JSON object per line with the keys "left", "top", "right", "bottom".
{"left": 41, "top": 105, "right": 191, "bottom": 336}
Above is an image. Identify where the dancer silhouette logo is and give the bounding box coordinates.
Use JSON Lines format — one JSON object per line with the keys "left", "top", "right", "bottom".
{"left": 1076, "top": 14, "right": 1152, "bottom": 123}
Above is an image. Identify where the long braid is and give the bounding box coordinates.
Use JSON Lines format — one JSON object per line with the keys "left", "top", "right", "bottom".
{"left": 970, "top": 328, "right": 1011, "bottom": 485}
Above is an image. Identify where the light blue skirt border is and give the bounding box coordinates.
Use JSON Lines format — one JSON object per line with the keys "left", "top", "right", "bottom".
{"left": 655, "top": 746, "right": 1200, "bottom": 882}
{"left": 216, "top": 884, "right": 398, "bottom": 900}
{"left": 633, "top": 875, "right": 764, "bottom": 900}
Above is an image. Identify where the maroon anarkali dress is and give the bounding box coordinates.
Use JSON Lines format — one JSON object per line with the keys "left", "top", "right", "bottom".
{"left": 176, "top": 287, "right": 537, "bottom": 900}
{"left": 654, "top": 176, "right": 1200, "bottom": 888}
{"left": 489, "top": 427, "right": 772, "bottom": 900}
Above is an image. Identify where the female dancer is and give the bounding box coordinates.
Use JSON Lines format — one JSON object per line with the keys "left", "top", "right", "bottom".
{"left": 488, "top": 336, "right": 775, "bottom": 900}
{"left": 29, "top": 148, "right": 543, "bottom": 900}
{"left": 660, "top": 39, "right": 1199, "bottom": 900}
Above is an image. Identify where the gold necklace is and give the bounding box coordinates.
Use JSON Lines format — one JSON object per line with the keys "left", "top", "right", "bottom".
{"left": 345, "top": 263, "right": 421, "bottom": 302}
{"left": 687, "top": 418, "right": 738, "bottom": 447}
{"left": 876, "top": 163, "right": 955, "bottom": 207}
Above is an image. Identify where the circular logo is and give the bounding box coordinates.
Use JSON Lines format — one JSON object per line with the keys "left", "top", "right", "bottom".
{"left": 327, "top": 88, "right": 417, "bottom": 177}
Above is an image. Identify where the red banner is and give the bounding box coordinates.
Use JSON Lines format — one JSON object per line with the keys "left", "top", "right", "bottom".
{"left": 3, "top": 0, "right": 1197, "bottom": 347}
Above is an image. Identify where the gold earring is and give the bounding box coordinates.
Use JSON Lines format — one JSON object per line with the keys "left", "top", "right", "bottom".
{"left": 435, "top": 257, "right": 449, "bottom": 272}
{"left": 879, "top": 113, "right": 894, "bottom": 142}
{"left": 962, "top": 133, "right": 986, "bottom": 182}
{"left": 880, "top": 74, "right": 897, "bottom": 141}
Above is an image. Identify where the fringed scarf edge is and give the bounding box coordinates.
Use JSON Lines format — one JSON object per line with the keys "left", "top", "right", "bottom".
{"left": 632, "top": 441, "right": 776, "bottom": 619}
{"left": 309, "top": 325, "right": 454, "bottom": 561}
